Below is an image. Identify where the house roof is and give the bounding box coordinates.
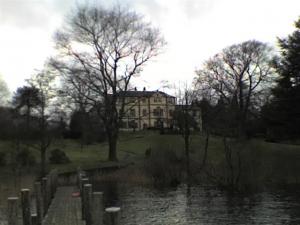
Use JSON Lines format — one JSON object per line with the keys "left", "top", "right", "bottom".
{"left": 116, "top": 90, "right": 175, "bottom": 98}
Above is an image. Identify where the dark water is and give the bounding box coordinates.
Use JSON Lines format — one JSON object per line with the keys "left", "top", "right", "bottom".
{"left": 94, "top": 182, "right": 300, "bottom": 225}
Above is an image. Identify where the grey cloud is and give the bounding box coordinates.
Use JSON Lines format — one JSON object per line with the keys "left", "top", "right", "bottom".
{"left": 125, "top": 0, "right": 167, "bottom": 24}
{"left": 0, "top": 0, "right": 53, "bottom": 28}
{"left": 181, "top": 0, "right": 216, "bottom": 19}
{"left": 0, "top": 0, "right": 166, "bottom": 29}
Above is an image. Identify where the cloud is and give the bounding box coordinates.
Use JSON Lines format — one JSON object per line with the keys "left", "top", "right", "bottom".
{"left": 122, "top": 0, "right": 167, "bottom": 26}
{"left": 181, "top": 0, "right": 216, "bottom": 19}
{"left": 0, "top": 0, "right": 53, "bottom": 28}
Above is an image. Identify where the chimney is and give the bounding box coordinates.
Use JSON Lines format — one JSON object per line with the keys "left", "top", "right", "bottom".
{"left": 134, "top": 87, "right": 137, "bottom": 91}
{"left": 143, "top": 87, "right": 146, "bottom": 91}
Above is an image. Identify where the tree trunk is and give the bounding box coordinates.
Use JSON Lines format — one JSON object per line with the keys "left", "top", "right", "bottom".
{"left": 108, "top": 137, "right": 118, "bottom": 161}
{"left": 185, "top": 134, "right": 190, "bottom": 178}
{"left": 108, "top": 134, "right": 118, "bottom": 161}
{"left": 41, "top": 148, "right": 46, "bottom": 177}
{"left": 238, "top": 112, "right": 247, "bottom": 139}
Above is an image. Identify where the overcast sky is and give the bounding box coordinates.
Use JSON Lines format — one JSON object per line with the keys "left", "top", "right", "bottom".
{"left": 0, "top": 0, "right": 300, "bottom": 93}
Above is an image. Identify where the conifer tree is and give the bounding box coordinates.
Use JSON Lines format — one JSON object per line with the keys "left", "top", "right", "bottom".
{"left": 263, "top": 17, "right": 300, "bottom": 139}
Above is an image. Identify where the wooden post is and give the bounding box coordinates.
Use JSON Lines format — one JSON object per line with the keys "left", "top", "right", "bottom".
{"left": 21, "top": 189, "right": 32, "bottom": 225}
{"left": 50, "top": 171, "right": 54, "bottom": 199}
{"left": 50, "top": 169, "right": 58, "bottom": 198}
{"left": 77, "top": 167, "right": 82, "bottom": 188}
{"left": 78, "top": 174, "right": 83, "bottom": 191}
{"left": 46, "top": 175, "right": 52, "bottom": 204}
{"left": 91, "top": 192, "right": 104, "bottom": 225}
{"left": 7, "top": 197, "right": 18, "bottom": 225}
{"left": 31, "top": 213, "right": 38, "bottom": 225}
{"left": 80, "top": 178, "right": 89, "bottom": 220}
{"left": 34, "top": 182, "right": 43, "bottom": 225}
{"left": 53, "top": 169, "right": 58, "bottom": 194}
{"left": 83, "top": 184, "right": 92, "bottom": 225}
{"left": 105, "top": 207, "right": 120, "bottom": 225}
{"left": 41, "top": 177, "right": 49, "bottom": 214}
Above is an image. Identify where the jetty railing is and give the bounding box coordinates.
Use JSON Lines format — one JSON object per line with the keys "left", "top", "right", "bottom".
{"left": 7, "top": 169, "right": 58, "bottom": 225}
{"left": 7, "top": 167, "right": 121, "bottom": 225}
{"left": 77, "top": 168, "right": 121, "bottom": 225}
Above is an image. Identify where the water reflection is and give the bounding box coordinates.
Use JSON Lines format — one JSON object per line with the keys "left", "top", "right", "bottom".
{"left": 94, "top": 183, "right": 300, "bottom": 225}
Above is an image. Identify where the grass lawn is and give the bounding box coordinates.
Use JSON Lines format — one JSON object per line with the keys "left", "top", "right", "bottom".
{"left": 0, "top": 131, "right": 300, "bottom": 221}
{"left": 0, "top": 131, "right": 299, "bottom": 189}
{"left": 1, "top": 131, "right": 300, "bottom": 174}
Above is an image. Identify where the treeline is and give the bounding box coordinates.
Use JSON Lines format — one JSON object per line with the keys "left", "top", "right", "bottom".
{"left": 193, "top": 18, "right": 300, "bottom": 142}
{"left": 0, "top": 73, "right": 106, "bottom": 177}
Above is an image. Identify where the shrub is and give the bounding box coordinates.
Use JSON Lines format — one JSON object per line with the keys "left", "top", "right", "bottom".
{"left": 16, "top": 149, "right": 36, "bottom": 166}
{"left": 49, "top": 149, "right": 71, "bottom": 164}
{"left": 0, "top": 152, "right": 6, "bottom": 166}
{"left": 144, "top": 147, "right": 183, "bottom": 187}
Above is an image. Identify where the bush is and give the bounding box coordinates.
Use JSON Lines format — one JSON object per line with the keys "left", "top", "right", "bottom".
{"left": 0, "top": 152, "right": 6, "bottom": 166}
{"left": 49, "top": 149, "right": 71, "bottom": 164}
{"left": 144, "top": 147, "right": 183, "bottom": 187}
{"left": 16, "top": 149, "right": 36, "bottom": 166}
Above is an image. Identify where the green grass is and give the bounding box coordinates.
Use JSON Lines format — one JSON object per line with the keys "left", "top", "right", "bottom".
{"left": 0, "top": 131, "right": 300, "bottom": 222}
{"left": 1, "top": 131, "right": 300, "bottom": 183}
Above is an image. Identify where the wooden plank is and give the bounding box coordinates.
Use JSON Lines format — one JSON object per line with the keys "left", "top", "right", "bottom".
{"left": 7, "top": 197, "right": 18, "bottom": 225}
{"left": 21, "top": 189, "right": 32, "bottom": 225}
{"left": 34, "top": 182, "right": 44, "bottom": 225}
{"left": 91, "top": 192, "right": 104, "bottom": 225}
{"left": 42, "top": 186, "right": 84, "bottom": 225}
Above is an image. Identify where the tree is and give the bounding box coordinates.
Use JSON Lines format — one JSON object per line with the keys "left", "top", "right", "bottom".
{"left": 263, "top": 17, "right": 300, "bottom": 139}
{"left": 12, "top": 69, "right": 56, "bottom": 176}
{"left": 0, "top": 75, "right": 10, "bottom": 106}
{"left": 12, "top": 86, "right": 41, "bottom": 132}
{"left": 0, "top": 106, "right": 15, "bottom": 140}
{"left": 195, "top": 40, "right": 274, "bottom": 137}
{"left": 175, "top": 88, "right": 194, "bottom": 183}
{"left": 51, "top": 3, "right": 165, "bottom": 161}
{"left": 28, "top": 70, "right": 56, "bottom": 177}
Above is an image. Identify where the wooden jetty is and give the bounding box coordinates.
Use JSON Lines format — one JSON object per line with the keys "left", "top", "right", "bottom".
{"left": 6, "top": 168, "right": 121, "bottom": 225}
{"left": 42, "top": 186, "right": 84, "bottom": 225}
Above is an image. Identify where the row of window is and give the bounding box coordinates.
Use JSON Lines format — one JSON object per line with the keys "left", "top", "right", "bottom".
{"left": 125, "top": 108, "right": 174, "bottom": 117}
{"left": 120, "top": 97, "right": 175, "bottom": 104}
{"left": 120, "top": 119, "right": 174, "bottom": 129}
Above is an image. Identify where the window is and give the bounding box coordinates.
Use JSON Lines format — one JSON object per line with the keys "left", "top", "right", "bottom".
{"left": 153, "top": 107, "right": 163, "bottom": 117}
{"left": 167, "top": 98, "right": 174, "bottom": 104}
{"left": 119, "top": 109, "right": 124, "bottom": 117}
{"left": 159, "top": 108, "right": 163, "bottom": 116}
{"left": 142, "top": 109, "right": 147, "bottom": 116}
{"left": 129, "top": 109, "right": 136, "bottom": 117}
{"left": 169, "top": 110, "right": 173, "bottom": 117}
{"left": 154, "top": 96, "right": 162, "bottom": 102}
{"left": 142, "top": 98, "right": 147, "bottom": 103}
{"left": 129, "top": 120, "right": 137, "bottom": 129}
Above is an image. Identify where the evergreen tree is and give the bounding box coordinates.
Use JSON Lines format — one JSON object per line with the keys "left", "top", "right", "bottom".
{"left": 263, "top": 17, "right": 300, "bottom": 139}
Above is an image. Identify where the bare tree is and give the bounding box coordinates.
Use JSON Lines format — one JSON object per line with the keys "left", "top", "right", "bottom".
{"left": 176, "top": 87, "right": 194, "bottom": 178}
{"left": 195, "top": 40, "right": 274, "bottom": 136}
{"left": 51, "top": 3, "right": 165, "bottom": 161}
{"left": 175, "top": 85, "right": 199, "bottom": 187}
{"left": 28, "top": 69, "right": 56, "bottom": 177}
{"left": 0, "top": 75, "right": 10, "bottom": 106}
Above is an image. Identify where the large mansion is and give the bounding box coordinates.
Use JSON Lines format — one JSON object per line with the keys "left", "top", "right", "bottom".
{"left": 117, "top": 89, "right": 202, "bottom": 131}
{"left": 117, "top": 89, "right": 176, "bottom": 130}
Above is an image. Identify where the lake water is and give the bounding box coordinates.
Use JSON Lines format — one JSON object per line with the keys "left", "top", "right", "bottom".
{"left": 94, "top": 182, "right": 300, "bottom": 225}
